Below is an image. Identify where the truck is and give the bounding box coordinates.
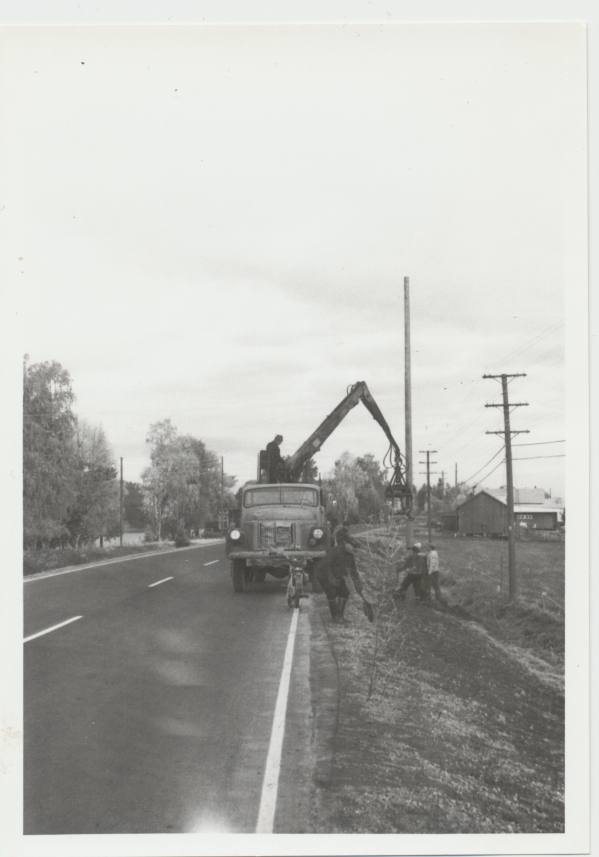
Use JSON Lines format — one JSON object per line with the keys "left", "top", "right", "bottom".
{"left": 225, "top": 381, "right": 412, "bottom": 593}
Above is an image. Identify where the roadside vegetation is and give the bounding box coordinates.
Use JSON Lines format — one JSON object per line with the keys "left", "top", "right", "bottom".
{"left": 23, "top": 356, "right": 236, "bottom": 567}
{"left": 311, "top": 522, "right": 564, "bottom": 833}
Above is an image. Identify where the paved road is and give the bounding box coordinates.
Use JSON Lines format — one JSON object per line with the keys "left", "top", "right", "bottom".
{"left": 24, "top": 545, "right": 314, "bottom": 834}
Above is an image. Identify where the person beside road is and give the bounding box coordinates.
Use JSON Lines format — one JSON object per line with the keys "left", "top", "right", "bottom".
{"left": 266, "top": 434, "right": 285, "bottom": 483}
{"left": 316, "top": 543, "right": 366, "bottom": 623}
{"left": 394, "top": 543, "right": 427, "bottom": 601}
{"left": 425, "top": 543, "right": 442, "bottom": 601}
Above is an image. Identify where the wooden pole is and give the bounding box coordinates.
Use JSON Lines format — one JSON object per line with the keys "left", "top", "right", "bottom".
{"left": 221, "top": 456, "right": 224, "bottom": 530}
{"left": 501, "top": 375, "right": 517, "bottom": 599}
{"left": 119, "top": 457, "right": 123, "bottom": 547}
{"left": 404, "top": 276, "right": 413, "bottom": 547}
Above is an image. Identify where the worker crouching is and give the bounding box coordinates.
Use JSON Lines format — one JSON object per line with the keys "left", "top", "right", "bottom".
{"left": 394, "top": 543, "right": 427, "bottom": 602}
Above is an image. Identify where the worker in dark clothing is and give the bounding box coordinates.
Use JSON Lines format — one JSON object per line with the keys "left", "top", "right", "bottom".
{"left": 315, "top": 544, "right": 366, "bottom": 623}
{"left": 266, "top": 434, "right": 284, "bottom": 483}
{"left": 394, "top": 543, "right": 427, "bottom": 601}
{"left": 335, "top": 520, "right": 362, "bottom": 552}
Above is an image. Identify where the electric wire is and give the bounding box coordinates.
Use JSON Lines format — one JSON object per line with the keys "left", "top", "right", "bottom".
{"left": 512, "top": 440, "right": 564, "bottom": 446}
{"left": 461, "top": 445, "right": 505, "bottom": 485}
{"left": 470, "top": 458, "right": 506, "bottom": 490}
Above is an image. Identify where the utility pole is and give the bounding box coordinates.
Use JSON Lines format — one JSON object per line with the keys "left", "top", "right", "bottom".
{"left": 441, "top": 470, "right": 445, "bottom": 498}
{"left": 483, "top": 373, "right": 529, "bottom": 599}
{"left": 119, "top": 457, "right": 123, "bottom": 547}
{"left": 220, "top": 456, "right": 225, "bottom": 530}
{"left": 419, "top": 450, "right": 437, "bottom": 544}
{"left": 404, "top": 276, "right": 414, "bottom": 546}
{"left": 455, "top": 462, "right": 458, "bottom": 488}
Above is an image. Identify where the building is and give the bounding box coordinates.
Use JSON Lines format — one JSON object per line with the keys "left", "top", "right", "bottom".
{"left": 456, "top": 489, "right": 564, "bottom": 536}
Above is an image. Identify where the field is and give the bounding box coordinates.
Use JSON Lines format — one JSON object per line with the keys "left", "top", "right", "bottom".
{"left": 310, "top": 528, "right": 565, "bottom": 834}
{"left": 429, "top": 533, "right": 565, "bottom": 665}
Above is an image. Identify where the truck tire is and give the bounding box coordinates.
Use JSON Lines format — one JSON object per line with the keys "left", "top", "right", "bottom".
{"left": 232, "top": 559, "right": 248, "bottom": 593}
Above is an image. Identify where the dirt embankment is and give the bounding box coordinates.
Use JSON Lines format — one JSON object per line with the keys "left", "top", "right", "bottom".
{"left": 309, "top": 536, "right": 564, "bottom": 834}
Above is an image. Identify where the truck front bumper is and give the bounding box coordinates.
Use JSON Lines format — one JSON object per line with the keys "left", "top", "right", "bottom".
{"left": 227, "top": 550, "right": 327, "bottom": 561}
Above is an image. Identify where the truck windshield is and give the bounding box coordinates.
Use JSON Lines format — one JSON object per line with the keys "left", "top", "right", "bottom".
{"left": 244, "top": 487, "right": 319, "bottom": 507}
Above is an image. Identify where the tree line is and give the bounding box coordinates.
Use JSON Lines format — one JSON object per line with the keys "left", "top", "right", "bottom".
{"left": 301, "top": 451, "right": 473, "bottom": 527}
{"left": 23, "top": 357, "right": 236, "bottom": 549}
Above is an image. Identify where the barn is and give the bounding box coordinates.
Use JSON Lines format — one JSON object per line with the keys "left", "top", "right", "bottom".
{"left": 456, "top": 490, "right": 562, "bottom": 536}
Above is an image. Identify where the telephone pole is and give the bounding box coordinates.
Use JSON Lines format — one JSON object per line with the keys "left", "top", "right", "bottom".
{"left": 119, "top": 457, "right": 123, "bottom": 547}
{"left": 404, "top": 276, "right": 414, "bottom": 546}
{"left": 483, "top": 373, "right": 529, "bottom": 599}
{"left": 419, "top": 450, "right": 437, "bottom": 544}
{"left": 455, "top": 462, "right": 457, "bottom": 488}
{"left": 220, "top": 456, "right": 225, "bottom": 530}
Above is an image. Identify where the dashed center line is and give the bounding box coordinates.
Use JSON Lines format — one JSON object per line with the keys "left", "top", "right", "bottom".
{"left": 148, "top": 577, "right": 173, "bottom": 588}
{"left": 24, "top": 616, "right": 83, "bottom": 643}
{"left": 203, "top": 560, "right": 219, "bottom": 566}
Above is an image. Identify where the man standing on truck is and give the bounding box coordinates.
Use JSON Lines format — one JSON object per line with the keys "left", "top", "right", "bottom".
{"left": 266, "top": 434, "right": 284, "bottom": 483}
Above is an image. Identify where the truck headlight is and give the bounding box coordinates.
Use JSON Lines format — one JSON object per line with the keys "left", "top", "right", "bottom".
{"left": 229, "top": 529, "right": 241, "bottom": 540}
{"left": 313, "top": 528, "right": 324, "bottom": 540}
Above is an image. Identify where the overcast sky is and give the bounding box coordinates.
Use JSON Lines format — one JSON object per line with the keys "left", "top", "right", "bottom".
{"left": 3, "top": 23, "right": 585, "bottom": 499}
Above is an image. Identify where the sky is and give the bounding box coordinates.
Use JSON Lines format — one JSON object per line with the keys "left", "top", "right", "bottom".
{"left": 2, "top": 23, "right": 586, "bottom": 500}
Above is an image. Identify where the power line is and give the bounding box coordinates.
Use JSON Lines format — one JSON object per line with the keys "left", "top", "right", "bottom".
{"left": 486, "top": 321, "right": 563, "bottom": 371}
{"left": 512, "top": 455, "right": 565, "bottom": 460}
{"left": 461, "top": 445, "right": 505, "bottom": 484}
{"left": 512, "top": 440, "right": 564, "bottom": 447}
{"left": 470, "top": 457, "right": 506, "bottom": 489}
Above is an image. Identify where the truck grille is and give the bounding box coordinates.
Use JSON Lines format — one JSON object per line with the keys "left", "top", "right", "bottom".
{"left": 260, "top": 523, "right": 295, "bottom": 549}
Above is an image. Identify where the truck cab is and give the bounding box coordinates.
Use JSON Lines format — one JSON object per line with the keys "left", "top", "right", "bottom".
{"left": 225, "top": 482, "right": 331, "bottom": 592}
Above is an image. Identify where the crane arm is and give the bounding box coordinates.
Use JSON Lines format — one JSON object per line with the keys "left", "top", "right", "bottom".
{"left": 285, "top": 382, "right": 370, "bottom": 481}
{"left": 284, "top": 381, "right": 412, "bottom": 514}
{"left": 285, "top": 382, "right": 398, "bottom": 475}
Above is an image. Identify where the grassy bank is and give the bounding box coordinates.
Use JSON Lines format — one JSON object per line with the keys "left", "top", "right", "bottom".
{"left": 311, "top": 529, "right": 564, "bottom": 833}
{"left": 24, "top": 541, "right": 181, "bottom": 576}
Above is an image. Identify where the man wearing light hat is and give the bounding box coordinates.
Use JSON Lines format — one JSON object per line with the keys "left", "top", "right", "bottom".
{"left": 394, "top": 542, "right": 427, "bottom": 601}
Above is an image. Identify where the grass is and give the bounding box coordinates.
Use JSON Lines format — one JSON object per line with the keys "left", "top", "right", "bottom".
{"left": 310, "top": 524, "right": 565, "bottom": 834}
{"left": 23, "top": 541, "right": 179, "bottom": 577}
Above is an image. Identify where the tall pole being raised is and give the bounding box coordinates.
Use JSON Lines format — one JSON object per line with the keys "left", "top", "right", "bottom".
{"left": 119, "top": 457, "right": 123, "bottom": 547}
{"left": 404, "top": 276, "right": 414, "bottom": 547}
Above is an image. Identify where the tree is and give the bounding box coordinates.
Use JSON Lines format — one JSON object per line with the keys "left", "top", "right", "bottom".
{"left": 123, "top": 482, "right": 148, "bottom": 531}
{"left": 323, "top": 452, "right": 369, "bottom": 524}
{"left": 141, "top": 420, "right": 237, "bottom": 540}
{"left": 23, "top": 357, "right": 78, "bottom": 547}
{"left": 63, "top": 421, "right": 120, "bottom": 547}
{"left": 299, "top": 457, "right": 319, "bottom": 484}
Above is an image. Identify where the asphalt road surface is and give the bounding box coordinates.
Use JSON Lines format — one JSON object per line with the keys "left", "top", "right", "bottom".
{"left": 24, "top": 545, "right": 314, "bottom": 834}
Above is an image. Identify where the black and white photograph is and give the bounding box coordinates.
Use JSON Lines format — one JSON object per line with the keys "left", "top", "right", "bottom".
{"left": 0, "top": 2, "right": 591, "bottom": 856}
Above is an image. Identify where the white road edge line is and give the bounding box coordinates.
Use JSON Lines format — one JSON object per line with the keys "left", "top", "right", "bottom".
{"left": 255, "top": 608, "right": 300, "bottom": 833}
{"left": 148, "top": 577, "right": 174, "bottom": 588}
{"left": 24, "top": 615, "right": 83, "bottom": 643}
{"left": 203, "top": 560, "right": 219, "bottom": 566}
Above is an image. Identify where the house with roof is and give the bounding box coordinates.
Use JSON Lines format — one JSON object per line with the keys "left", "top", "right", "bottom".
{"left": 456, "top": 488, "right": 564, "bottom": 536}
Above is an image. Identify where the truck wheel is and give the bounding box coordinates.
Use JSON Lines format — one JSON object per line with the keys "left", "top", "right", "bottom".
{"left": 232, "top": 559, "right": 248, "bottom": 593}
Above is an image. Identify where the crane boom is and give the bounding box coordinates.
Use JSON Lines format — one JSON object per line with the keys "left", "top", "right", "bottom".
{"left": 284, "top": 381, "right": 412, "bottom": 514}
